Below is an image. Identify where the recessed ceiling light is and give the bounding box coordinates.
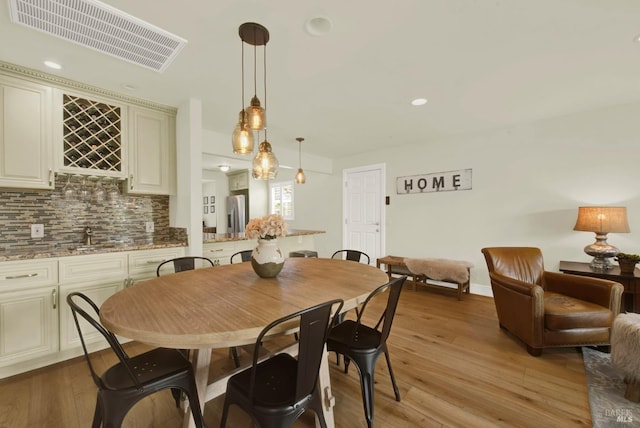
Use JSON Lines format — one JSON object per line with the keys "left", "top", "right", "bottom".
{"left": 635, "top": 34, "right": 640, "bottom": 43}
{"left": 219, "top": 164, "right": 230, "bottom": 172}
{"left": 305, "top": 16, "right": 332, "bottom": 36}
{"left": 44, "top": 60, "right": 62, "bottom": 70}
{"left": 411, "top": 98, "right": 428, "bottom": 106}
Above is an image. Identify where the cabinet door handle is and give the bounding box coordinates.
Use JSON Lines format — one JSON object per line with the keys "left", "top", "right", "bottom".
{"left": 5, "top": 273, "right": 38, "bottom": 279}
{"left": 130, "top": 174, "right": 134, "bottom": 190}
{"left": 48, "top": 169, "right": 54, "bottom": 187}
{"left": 146, "top": 260, "right": 166, "bottom": 264}
{"left": 208, "top": 249, "right": 224, "bottom": 253}
{"left": 52, "top": 288, "right": 57, "bottom": 310}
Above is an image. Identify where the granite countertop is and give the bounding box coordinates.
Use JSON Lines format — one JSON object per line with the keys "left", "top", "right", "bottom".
{"left": 203, "top": 229, "right": 325, "bottom": 244}
{"left": 0, "top": 240, "right": 188, "bottom": 262}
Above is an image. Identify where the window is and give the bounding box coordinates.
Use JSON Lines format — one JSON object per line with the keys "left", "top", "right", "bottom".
{"left": 269, "top": 181, "right": 294, "bottom": 220}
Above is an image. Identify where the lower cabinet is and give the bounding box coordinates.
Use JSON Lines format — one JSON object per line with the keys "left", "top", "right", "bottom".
{"left": 128, "top": 247, "right": 185, "bottom": 284}
{"left": 203, "top": 235, "right": 317, "bottom": 266}
{"left": 0, "top": 246, "right": 186, "bottom": 379}
{"left": 204, "top": 241, "right": 239, "bottom": 266}
{"left": 0, "top": 258, "right": 59, "bottom": 369}
{"left": 58, "top": 253, "right": 128, "bottom": 353}
{"left": 59, "top": 281, "right": 124, "bottom": 351}
{"left": 0, "top": 286, "right": 59, "bottom": 367}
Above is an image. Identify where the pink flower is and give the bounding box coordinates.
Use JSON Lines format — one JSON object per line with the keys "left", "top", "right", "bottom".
{"left": 245, "top": 214, "right": 288, "bottom": 240}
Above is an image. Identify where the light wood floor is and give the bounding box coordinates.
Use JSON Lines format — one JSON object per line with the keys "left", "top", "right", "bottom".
{"left": 0, "top": 285, "right": 592, "bottom": 428}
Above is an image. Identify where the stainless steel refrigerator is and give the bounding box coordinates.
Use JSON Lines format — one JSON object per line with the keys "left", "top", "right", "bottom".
{"left": 226, "top": 194, "right": 246, "bottom": 234}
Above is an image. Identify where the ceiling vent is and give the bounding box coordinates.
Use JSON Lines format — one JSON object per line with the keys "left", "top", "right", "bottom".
{"left": 9, "top": 0, "right": 187, "bottom": 73}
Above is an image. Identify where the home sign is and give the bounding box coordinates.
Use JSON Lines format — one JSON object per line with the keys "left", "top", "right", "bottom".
{"left": 396, "top": 169, "right": 472, "bottom": 195}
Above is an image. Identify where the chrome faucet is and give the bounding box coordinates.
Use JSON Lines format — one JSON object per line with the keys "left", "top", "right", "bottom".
{"left": 84, "top": 226, "right": 93, "bottom": 246}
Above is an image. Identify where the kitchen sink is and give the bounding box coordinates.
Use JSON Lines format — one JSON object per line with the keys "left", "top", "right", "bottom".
{"left": 67, "top": 242, "right": 121, "bottom": 252}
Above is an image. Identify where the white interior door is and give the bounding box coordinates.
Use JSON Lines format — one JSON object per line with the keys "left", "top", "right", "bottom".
{"left": 342, "top": 164, "right": 385, "bottom": 264}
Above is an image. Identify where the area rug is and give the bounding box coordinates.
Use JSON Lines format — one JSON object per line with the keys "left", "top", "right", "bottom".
{"left": 582, "top": 347, "right": 640, "bottom": 427}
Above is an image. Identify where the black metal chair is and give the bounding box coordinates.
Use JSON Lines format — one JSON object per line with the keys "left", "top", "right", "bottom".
{"left": 230, "top": 250, "right": 253, "bottom": 264}
{"left": 156, "top": 256, "right": 214, "bottom": 276}
{"left": 331, "top": 249, "right": 371, "bottom": 265}
{"left": 330, "top": 249, "right": 373, "bottom": 364}
{"left": 327, "top": 276, "right": 406, "bottom": 428}
{"left": 220, "top": 298, "right": 344, "bottom": 428}
{"left": 66, "top": 292, "right": 205, "bottom": 428}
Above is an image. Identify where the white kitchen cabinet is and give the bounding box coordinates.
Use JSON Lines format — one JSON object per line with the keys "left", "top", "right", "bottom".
{"left": 0, "top": 75, "right": 53, "bottom": 189}
{"left": 203, "top": 234, "right": 319, "bottom": 267}
{"left": 0, "top": 248, "right": 190, "bottom": 379}
{"left": 127, "top": 106, "right": 176, "bottom": 195}
{"left": 127, "top": 247, "right": 185, "bottom": 284}
{"left": 0, "top": 259, "right": 59, "bottom": 367}
{"left": 0, "top": 287, "right": 59, "bottom": 366}
{"left": 53, "top": 88, "right": 127, "bottom": 178}
{"left": 58, "top": 281, "right": 123, "bottom": 351}
{"left": 227, "top": 170, "right": 249, "bottom": 191}
{"left": 203, "top": 241, "right": 238, "bottom": 266}
{"left": 58, "top": 253, "right": 128, "bottom": 351}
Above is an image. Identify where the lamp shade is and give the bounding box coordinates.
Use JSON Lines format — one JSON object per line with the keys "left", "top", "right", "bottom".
{"left": 573, "top": 206, "right": 630, "bottom": 233}
{"left": 252, "top": 140, "right": 278, "bottom": 180}
{"left": 231, "top": 110, "right": 255, "bottom": 154}
{"left": 295, "top": 168, "right": 306, "bottom": 184}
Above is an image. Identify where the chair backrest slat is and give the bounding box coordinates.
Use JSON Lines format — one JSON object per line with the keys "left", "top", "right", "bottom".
{"left": 331, "top": 250, "right": 371, "bottom": 265}
{"left": 355, "top": 276, "right": 405, "bottom": 346}
{"left": 248, "top": 299, "right": 343, "bottom": 403}
{"left": 156, "top": 256, "right": 214, "bottom": 276}
{"left": 66, "top": 292, "right": 141, "bottom": 389}
{"left": 230, "top": 250, "right": 253, "bottom": 264}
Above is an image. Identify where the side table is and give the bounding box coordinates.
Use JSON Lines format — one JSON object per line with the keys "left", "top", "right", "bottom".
{"left": 559, "top": 261, "right": 640, "bottom": 313}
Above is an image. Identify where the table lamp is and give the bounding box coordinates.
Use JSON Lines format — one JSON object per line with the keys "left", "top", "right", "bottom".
{"left": 573, "top": 206, "right": 630, "bottom": 270}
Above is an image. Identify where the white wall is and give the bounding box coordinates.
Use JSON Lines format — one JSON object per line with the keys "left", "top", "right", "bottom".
{"left": 330, "top": 101, "right": 640, "bottom": 289}
{"left": 172, "top": 98, "right": 203, "bottom": 256}
{"left": 285, "top": 170, "right": 342, "bottom": 258}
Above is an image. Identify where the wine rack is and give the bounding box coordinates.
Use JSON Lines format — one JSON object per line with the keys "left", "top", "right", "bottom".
{"left": 62, "top": 94, "right": 122, "bottom": 172}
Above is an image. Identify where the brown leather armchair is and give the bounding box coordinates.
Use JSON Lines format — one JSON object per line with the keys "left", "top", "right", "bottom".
{"left": 481, "top": 247, "right": 624, "bottom": 356}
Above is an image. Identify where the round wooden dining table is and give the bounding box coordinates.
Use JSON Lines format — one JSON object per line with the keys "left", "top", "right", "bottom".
{"left": 100, "top": 257, "right": 388, "bottom": 428}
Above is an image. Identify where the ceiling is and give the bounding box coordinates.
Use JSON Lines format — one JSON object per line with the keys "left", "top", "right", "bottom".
{"left": 2, "top": 0, "right": 640, "bottom": 168}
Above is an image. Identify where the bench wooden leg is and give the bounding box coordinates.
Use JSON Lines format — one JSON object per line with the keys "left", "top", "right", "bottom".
{"left": 625, "top": 378, "right": 640, "bottom": 402}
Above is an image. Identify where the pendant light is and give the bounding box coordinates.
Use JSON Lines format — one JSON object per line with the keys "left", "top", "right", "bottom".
{"left": 241, "top": 23, "right": 267, "bottom": 131}
{"left": 231, "top": 111, "right": 254, "bottom": 154}
{"left": 231, "top": 34, "right": 254, "bottom": 154}
{"left": 295, "top": 137, "right": 306, "bottom": 184}
{"left": 234, "top": 22, "right": 278, "bottom": 180}
{"left": 252, "top": 131, "right": 279, "bottom": 180}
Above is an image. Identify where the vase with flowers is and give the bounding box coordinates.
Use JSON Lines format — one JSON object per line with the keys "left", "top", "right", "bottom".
{"left": 245, "top": 214, "right": 288, "bottom": 278}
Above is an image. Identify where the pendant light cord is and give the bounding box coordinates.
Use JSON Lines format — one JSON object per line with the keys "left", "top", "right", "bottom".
{"left": 241, "top": 39, "right": 245, "bottom": 125}
{"left": 252, "top": 24, "right": 258, "bottom": 98}
{"left": 263, "top": 41, "right": 267, "bottom": 110}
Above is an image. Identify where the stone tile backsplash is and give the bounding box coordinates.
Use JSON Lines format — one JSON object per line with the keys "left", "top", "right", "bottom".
{"left": 0, "top": 179, "right": 185, "bottom": 254}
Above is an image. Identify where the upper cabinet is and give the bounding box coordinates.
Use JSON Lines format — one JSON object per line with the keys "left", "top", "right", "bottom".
{"left": 0, "top": 64, "right": 178, "bottom": 195}
{"left": 228, "top": 170, "right": 249, "bottom": 191}
{"left": 127, "top": 106, "right": 176, "bottom": 195}
{"left": 0, "top": 75, "right": 53, "bottom": 189}
{"left": 54, "top": 90, "right": 126, "bottom": 178}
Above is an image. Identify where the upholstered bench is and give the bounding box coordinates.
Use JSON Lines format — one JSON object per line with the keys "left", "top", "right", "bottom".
{"left": 404, "top": 258, "right": 473, "bottom": 300}
{"left": 611, "top": 313, "right": 640, "bottom": 401}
